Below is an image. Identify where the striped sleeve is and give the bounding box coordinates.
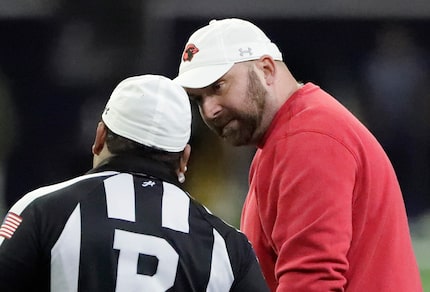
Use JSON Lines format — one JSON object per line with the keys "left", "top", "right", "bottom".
{"left": 0, "top": 212, "right": 23, "bottom": 239}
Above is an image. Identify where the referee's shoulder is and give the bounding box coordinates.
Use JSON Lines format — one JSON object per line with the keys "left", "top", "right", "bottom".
{"left": 8, "top": 171, "right": 118, "bottom": 215}
{"left": 190, "top": 197, "right": 249, "bottom": 242}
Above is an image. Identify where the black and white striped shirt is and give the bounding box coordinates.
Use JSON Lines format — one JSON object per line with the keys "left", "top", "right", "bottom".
{"left": 0, "top": 155, "right": 269, "bottom": 291}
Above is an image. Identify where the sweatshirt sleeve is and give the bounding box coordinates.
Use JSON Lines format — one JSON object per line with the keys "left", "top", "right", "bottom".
{"left": 263, "top": 132, "right": 357, "bottom": 291}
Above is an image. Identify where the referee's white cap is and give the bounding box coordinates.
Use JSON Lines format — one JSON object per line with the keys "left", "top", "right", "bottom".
{"left": 102, "top": 75, "right": 191, "bottom": 152}
{"left": 174, "top": 18, "right": 283, "bottom": 89}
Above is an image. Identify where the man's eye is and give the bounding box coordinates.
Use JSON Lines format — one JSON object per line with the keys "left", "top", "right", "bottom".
{"left": 212, "top": 83, "right": 222, "bottom": 91}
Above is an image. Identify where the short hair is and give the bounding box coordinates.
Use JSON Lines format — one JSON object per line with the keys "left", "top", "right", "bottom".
{"left": 105, "top": 126, "right": 182, "bottom": 171}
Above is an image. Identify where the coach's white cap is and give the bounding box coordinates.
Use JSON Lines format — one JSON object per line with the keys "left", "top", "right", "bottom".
{"left": 174, "top": 18, "right": 283, "bottom": 89}
{"left": 102, "top": 75, "right": 191, "bottom": 152}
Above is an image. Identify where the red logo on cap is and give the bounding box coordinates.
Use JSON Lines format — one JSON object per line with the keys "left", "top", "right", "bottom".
{"left": 182, "top": 44, "right": 199, "bottom": 62}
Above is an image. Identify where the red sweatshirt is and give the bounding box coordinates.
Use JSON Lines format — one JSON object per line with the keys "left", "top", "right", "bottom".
{"left": 241, "top": 83, "right": 422, "bottom": 291}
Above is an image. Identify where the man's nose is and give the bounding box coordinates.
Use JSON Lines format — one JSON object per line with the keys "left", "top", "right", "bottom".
{"left": 200, "top": 95, "right": 222, "bottom": 121}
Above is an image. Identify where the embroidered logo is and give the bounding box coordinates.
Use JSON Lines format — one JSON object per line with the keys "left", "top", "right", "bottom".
{"left": 142, "top": 180, "right": 155, "bottom": 187}
{"left": 239, "top": 47, "right": 253, "bottom": 57}
{"left": 0, "top": 212, "right": 23, "bottom": 239}
{"left": 182, "top": 44, "right": 199, "bottom": 62}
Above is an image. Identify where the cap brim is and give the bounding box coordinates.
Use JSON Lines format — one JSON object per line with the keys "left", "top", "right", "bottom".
{"left": 173, "top": 63, "right": 234, "bottom": 89}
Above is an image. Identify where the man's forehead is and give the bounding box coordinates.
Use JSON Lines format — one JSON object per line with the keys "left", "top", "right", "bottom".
{"left": 185, "top": 87, "right": 205, "bottom": 95}
{"left": 184, "top": 79, "right": 219, "bottom": 95}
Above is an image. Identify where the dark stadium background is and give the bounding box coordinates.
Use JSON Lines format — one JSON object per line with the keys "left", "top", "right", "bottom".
{"left": 0, "top": 1, "right": 429, "bottom": 289}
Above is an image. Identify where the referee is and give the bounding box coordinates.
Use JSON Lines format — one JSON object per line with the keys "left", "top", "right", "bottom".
{"left": 0, "top": 75, "right": 269, "bottom": 292}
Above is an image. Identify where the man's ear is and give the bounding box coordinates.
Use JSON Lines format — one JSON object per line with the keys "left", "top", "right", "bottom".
{"left": 92, "top": 122, "right": 107, "bottom": 155}
{"left": 180, "top": 144, "right": 191, "bottom": 172}
{"left": 256, "top": 55, "right": 276, "bottom": 85}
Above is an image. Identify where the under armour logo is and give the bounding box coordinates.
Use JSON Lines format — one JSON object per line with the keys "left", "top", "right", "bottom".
{"left": 142, "top": 181, "right": 155, "bottom": 187}
{"left": 103, "top": 107, "right": 110, "bottom": 115}
{"left": 238, "top": 47, "right": 253, "bottom": 57}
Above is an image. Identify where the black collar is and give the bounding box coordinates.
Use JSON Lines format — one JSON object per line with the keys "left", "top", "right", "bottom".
{"left": 86, "top": 154, "right": 180, "bottom": 186}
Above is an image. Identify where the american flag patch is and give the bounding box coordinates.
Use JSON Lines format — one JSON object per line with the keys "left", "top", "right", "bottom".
{"left": 0, "top": 212, "right": 23, "bottom": 239}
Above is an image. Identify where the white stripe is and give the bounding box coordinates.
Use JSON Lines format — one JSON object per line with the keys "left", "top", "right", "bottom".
{"left": 51, "top": 204, "right": 81, "bottom": 292}
{"left": 161, "top": 182, "right": 189, "bottom": 233}
{"left": 8, "top": 213, "right": 22, "bottom": 223}
{"left": 0, "top": 171, "right": 117, "bottom": 247}
{"left": 104, "top": 173, "right": 136, "bottom": 222}
{"left": 8, "top": 171, "right": 118, "bottom": 216}
{"left": 207, "top": 229, "right": 234, "bottom": 292}
{"left": 8, "top": 218, "right": 20, "bottom": 226}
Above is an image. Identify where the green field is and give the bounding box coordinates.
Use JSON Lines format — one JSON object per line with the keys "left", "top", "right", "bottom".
{"left": 422, "top": 269, "right": 430, "bottom": 292}
{"left": 411, "top": 213, "right": 430, "bottom": 291}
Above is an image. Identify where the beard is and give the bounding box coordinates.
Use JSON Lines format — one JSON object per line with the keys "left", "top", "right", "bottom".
{"left": 210, "top": 69, "right": 268, "bottom": 146}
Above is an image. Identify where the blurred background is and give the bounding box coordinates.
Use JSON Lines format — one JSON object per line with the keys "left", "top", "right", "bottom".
{"left": 0, "top": 0, "right": 429, "bottom": 288}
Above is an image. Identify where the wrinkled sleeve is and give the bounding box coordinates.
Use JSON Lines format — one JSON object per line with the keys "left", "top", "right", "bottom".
{"left": 268, "top": 132, "right": 357, "bottom": 291}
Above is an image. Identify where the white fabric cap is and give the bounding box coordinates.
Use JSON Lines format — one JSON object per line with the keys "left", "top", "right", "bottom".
{"left": 102, "top": 75, "right": 191, "bottom": 152}
{"left": 174, "top": 18, "right": 283, "bottom": 89}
